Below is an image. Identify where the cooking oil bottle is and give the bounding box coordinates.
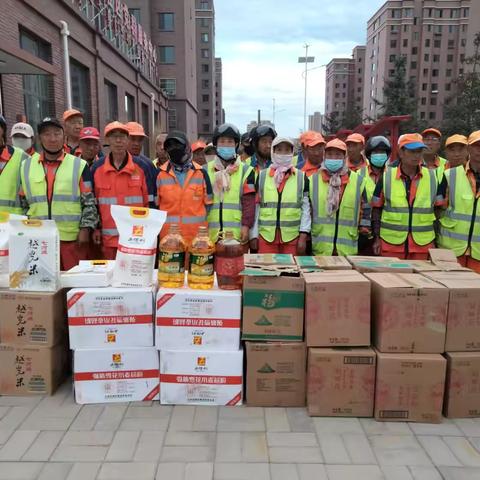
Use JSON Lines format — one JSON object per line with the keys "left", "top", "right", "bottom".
{"left": 187, "top": 226, "right": 215, "bottom": 289}
{"left": 158, "top": 224, "right": 186, "bottom": 288}
{"left": 215, "top": 231, "right": 244, "bottom": 290}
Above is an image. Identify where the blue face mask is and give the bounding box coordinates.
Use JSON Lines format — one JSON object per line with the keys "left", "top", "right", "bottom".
{"left": 370, "top": 152, "right": 388, "bottom": 168}
{"left": 216, "top": 146, "right": 236, "bottom": 161}
{"left": 324, "top": 158, "right": 344, "bottom": 173}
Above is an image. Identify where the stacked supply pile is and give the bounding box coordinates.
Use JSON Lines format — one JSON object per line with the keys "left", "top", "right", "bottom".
{"left": 0, "top": 218, "right": 69, "bottom": 396}
{"left": 243, "top": 254, "right": 307, "bottom": 407}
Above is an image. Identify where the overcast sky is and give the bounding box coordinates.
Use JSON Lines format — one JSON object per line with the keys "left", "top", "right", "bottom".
{"left": 215, "top": 0, "right": 386, "bottom": 137}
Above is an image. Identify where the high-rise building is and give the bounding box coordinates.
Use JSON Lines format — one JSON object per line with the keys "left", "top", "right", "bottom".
{"left": 364, "top": 0, "right": 480, "bottom": 124}
{"left": 215, "top": 57, "right": 225, "bottom": 128}
{"left": 308, "top": 112, "right": 323, "bottom": 132}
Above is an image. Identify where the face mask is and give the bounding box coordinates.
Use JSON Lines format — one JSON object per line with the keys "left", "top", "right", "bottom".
{"left": 12, "top": 137, "right": 33, "bottom": 152}
{"left": 216, "top": 146, "right": 236, "bottom": 161}
{"left": 167, "top": 146, "right": 188, "bottom": 165}
{"left": 324, "top": 158, "right": 344, "bottom": 173}
{"left": 272, "top": 153, "right": 293, "bottom": 167}
{"left": 370, "top": 152, "right": 388, "bottom": 168}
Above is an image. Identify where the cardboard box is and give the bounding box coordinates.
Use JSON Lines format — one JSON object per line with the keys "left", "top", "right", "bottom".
{"left": 61, "top": 260, "right": 115, "bottom": 288}
{"left": 307, "top": 347, "right": 376, "bottom": 417}
{"left": 245, "top": 342, "right": 306, "bottom": 407}
{"left": 295, "top": 256, "right": 352, "bottom": 271}
{"left": 422, "top": 272, "right": 480, "bottom": 351}
{"left": 156, "top": 287, "right": 241, "bottom": 351}
{"left": 374, "top": 352, "right": 446, "bottom": 423}
{"left": 0, "top": 290, "right": 66, "bottom": 347}
{"left": 160, "top": 349, "right": 243, "bottom": 406}
{"left": 67, "top": 288, "right": 154, "bottom": 349}
{"left": 244, "top": 254, "right": 296, "bottom": 267}
{"left": 366, "top": 273, "right": 448, "bottom": 353}
{"left": 428, "top": 249, "right": 469, "bottom": 271}
{"left": 9, "top": 219, "right": 60, "bottom": 292}
{"left": 242, "top": 272, "right": 304, "bottom": 342}
{"left": 347, "top": 256, "right": 415, "bottom": 274}
{"left": 304, "top": 271, "right": 370, "bottom": 347}
{"left": 0, "top": 343, "right": 68, "bottom": 395}
{"left": 444, "top": 352, "right": 480, "bottom": 418}
{"left": 74, "top": 347, "right": 159, "bottom": 404}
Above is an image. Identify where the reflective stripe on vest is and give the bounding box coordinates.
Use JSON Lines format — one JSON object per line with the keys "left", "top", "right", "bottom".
{"left": 437, "top": 165, "right": 480, "bottom": 259}
{"left": 258, "top": 168, "right": 303, "bottom": 243}
{"left": 380, "top": 166, "right": 436, "bottom": 246}
{"left": 0, "top": 147, "right": 26, "bottom": 214}
{"left": 310, "top": 171, "right": 362, "bottom": 255}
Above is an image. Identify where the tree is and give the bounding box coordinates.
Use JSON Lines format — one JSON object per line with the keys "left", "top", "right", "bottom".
{"left": 442, "top": 32, "right": 480, "bottom": 137}
{"left": 341, "top": 101, "right": 364, "bottom": 130}
{"left": 323, "top": 111, "right": 342, "bottom": 135}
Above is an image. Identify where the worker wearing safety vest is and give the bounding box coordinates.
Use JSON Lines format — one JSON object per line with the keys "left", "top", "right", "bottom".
{"left": 19, "top": 117, "right": 99, "bottom": 270}
{"left": 346, "top": 133, "right": 369, "bottom": 179}
{"left": 301, "top": 132, "right": 326, "bottom": 177}
{"left": 0, "top": 115, "right": 28, "bottom": 215}
{"left": 91, "top": 122, "right": 156, "bottom": 260}
{"left": 246, "top": 124, "right": 277, "bottom": 175}
{"left": 371, "top": 133, "right": 438, "bottom": 260}
{"left": 205, "top": 123, "right": 255, "bottom": 246}
{"left": 422, "top": 128, "right": 447, "bottom": 183}
{"left": 157, "top": 130, "right": 213, "bottom": 244}
{"left": 444, "top": 134, "right": 469, "bottom": 169}
{"left": 310, "top": 139, "right": 364, "bottom": 256}
{"left": 251, "top": 136, "right": 310, "bottom": 255}
{"left": 10, "top": 122, "right": 36, "bottom": 157}
{"left": 436, "top": 130, "right": 480, "bottom": 273}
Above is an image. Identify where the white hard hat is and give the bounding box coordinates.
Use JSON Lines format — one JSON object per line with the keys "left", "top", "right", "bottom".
{"left": 11, "top": 122, "right": 34, "bottom": 138}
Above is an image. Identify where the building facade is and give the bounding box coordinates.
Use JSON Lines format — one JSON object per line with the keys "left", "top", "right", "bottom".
{"left": 308, "top": 112, "right": 323, "bottom": 132}
{"left": 324, "top": 57, "right": 355, "bottom": 118}
{"left": 0, "top": 0, "right": 168, "bottom": 156}
{"left": 215, "top": 57, "right": 224, "bottom": 128}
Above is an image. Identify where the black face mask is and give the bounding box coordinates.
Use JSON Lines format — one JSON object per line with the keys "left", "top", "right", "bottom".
{"left": 167, "top": 146, "right": 188, "bottom": 165}
{"left": 244, "top": 144, "right": 255, "bottom": 157}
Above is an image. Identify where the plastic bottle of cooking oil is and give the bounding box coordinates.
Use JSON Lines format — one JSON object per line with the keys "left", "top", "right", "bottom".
{"left": 215, "top": 231, "right": 244, "bottom": 290}
{"left": 158, "top": 224, "right": 186, "bottom": 288}
{"left": 187, "top": 226, "right": 215, "bottom": 289}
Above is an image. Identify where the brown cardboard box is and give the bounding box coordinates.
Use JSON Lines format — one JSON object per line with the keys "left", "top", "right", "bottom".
{"left": 444, "top": 352, "right": 480, "bottom": 418}
{"left": 304, "top": 271, "right": 370, "bottom": 347}
{"left": 0, "top": 344, "right": 68, "bottom": 395}
{"left": 428, "top": 249, "right": 469, "bottom": 271}
{"left": 307, "top": 347, "right": 376, "bottom": 417}
{"left": 0, "top": 290, "right": 66, "bottom": 346}
{"left": 422, "top": 272, "right": 480, "bottom": 351}
{"left": 374, "top": 352, "right": 446, "bottom": 423}
{"left": 242, "top": 272, "right": 304, "bottom": 341}
{"left": 244, "top": 254, "right": 296, "bottom": 267}
{"left": 295, "top": 256, "right": 352, "bottom": 271}
{"left": 246, "top": 342, "right": 306, "bottom": 407}
{"left": 347, "top": 256, "right": 415, "bottom": 273}
{"left": 366, "top": 273, "right": 448, "bottom": 353}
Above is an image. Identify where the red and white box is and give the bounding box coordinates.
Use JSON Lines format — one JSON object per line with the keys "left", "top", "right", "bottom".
{"left": 67, "top": 287, "right": 154, "bottom": 349}
{"left": 160, "top": 349, "right": 243, "bottom": 406}
{"left": 73, "top": 347, "right": 159, "bottom": 404}
{"left": 156, "top": 287, "right": 241, "bottom": 351}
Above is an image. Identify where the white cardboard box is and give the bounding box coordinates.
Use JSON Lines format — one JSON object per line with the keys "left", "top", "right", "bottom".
{"left": 61, "top": 260, "right": 115, "bottom": 288}
{"left": 67, "top": 287, "right": 154, "bottom": 349}
{"left": 156, "top": 287, "right": 241, "bottom": 351}
{"left": 74, "top": 347, "right": 159, "bottom": 404}
{"left": 160, "top": 349, "right": 243, "bottom": 406}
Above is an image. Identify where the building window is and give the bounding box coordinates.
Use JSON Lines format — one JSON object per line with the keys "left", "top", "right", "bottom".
{"left": 168, "top": 109, "right": 177, "bottom": 129}
{"left": 412, "top": 47, "right": 418, "bottom": 55}
{"left": 424, "top": 54, "right": 429, "bottom": 61}
{"left": 434, "top": 25, "right": 442, "bottom": 34}
{"left": 104, "top": 80, "right": 118, "bottom": 123}
{"left": 202, "top": 124, "right": 210, "bottom": 132}
{"left": 403, "top": 39, "right": 408, "bottom": 48}
{"left": 202, "top": 94, "right": 209, "bottom": 102}
{"left": 129, "top": 8, "right": 141, "bottom": 23}
{"left": 446, "top": 83, "right": 451, "bottom": 91}
{"left": 410, "top": 61, "right": 417, "bottom": 69}
{"left": 446, "top": 69, "right": 452, "bottom": 77}
{"left": 202, "top": 109, "right": 209, "bottom": 117}
{"left": 202, "top": 64, "right": 209, "bottom": 73}
{"left": 421, "top": 97, "right": 426, "bottom": 105}
{"left": 422, "top": 83, "right": 427, "bottom": 91}
{"left": 70, "top": 59, "right": 91, "bottom": 124}
{"left": 447, "top": 54, "right": 454, "bottom": 62}
{"left": 423, "top": 68, "right": 429, "bottom": 76}
{"left": 430, "top": 97, "right": 437, "bottom": 106}
{"left": 461, "top": 38, "right": 467, "bottom": 47}
{"left": 199, "top": 1, "right": 209, "bottom": 9}
{"left": 463, "top": 8, "right": 469, "bottom": 17}
{"left": 429, "top": 112, "right": 436, "bottom": 120}
{"left": 433, "top": 54, "right": 440, "bottom": 62}
{"left": 389, "top": 54, "right": 396, "bottom": 62}
{"left": 425, "top": 39, "right": 431, "bottom": 48}
{"left": 158, "top": 46, "right": 175, "bottom": 64}
{"left": 391, "top": 25, "right": 399, "bottom": 33}
{"left": 404, "top": 8, "right": 413, "bottom": 18}
{"left": 448, "top": 39, "right": 455, "bottom": 49}
{"left": 431, "top": 83, "right": 438, "bottom": 91}
{"left": 201, "top": 49, "right": 210, "bottom": 59}
{"left": 434, "top": 39, "right": 441, "bottom": 48}
{"left": 160, "top": 78, "right": 176, "bottom": 96}
{"left": 389, "top": 70, "right": 395, "bottom": 77}
{"left": 201, "top": 33, "right": 209, "bottom": 43}
{"left": 391, "top": 9, "right": 401, "bottom": 18}
{"left": 390, "top": 40, "right": 397, "bottom": 48}
{"left": 125, "top": 93, "right": 135, "bottom": 122}
{"left": 420, "top": 111, "right": 426, "bottom": 119}
{"left": 200, "top": 18, "right": 209, "bottom": 28}
{"left": 159, "top": 13, "right": 174, "bottom": 31}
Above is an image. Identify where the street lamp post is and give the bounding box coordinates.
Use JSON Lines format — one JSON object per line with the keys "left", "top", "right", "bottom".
{"left": 298, "top": 44, "right": 315, "bottom": 132}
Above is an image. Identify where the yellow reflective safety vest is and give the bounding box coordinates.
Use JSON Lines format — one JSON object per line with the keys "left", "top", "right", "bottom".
{"left": 20, "top": 153, "right": 85, "bottom": 241}
{"left": 206, "top": 161, "right": 253, "bottom": 243}
{"left": 437, "top": 165, "right": 480, "bottom": 260}
{"left": 310, "top": 170, "right": 363, "bottom": 255}
{"left": 258, "top": 168, "right": 304, "bottom": 243}
{"left": 380, "top": 166, "right": 437, "bottom": 246}
{"left": 0, "top": 147, "right": 27, "bottom": 214}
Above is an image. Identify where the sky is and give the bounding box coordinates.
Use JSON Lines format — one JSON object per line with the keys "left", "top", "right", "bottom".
{"left": 215, "top": 0, "right": 386, "bottom": 137}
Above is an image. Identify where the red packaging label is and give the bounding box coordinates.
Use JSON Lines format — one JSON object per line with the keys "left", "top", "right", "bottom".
{"left": 216, "top": 256, "right": 244, "bottom": 277}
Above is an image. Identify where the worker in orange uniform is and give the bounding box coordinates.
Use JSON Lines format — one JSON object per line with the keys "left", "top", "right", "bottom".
{"left": 157, "top": 130, "right": 213, "bottom": 244}
{"left": 422, "top": 128, "right": 447, "bottom": 182}
{"left": 346, "top": 133, "right": 368, "bottom": 178}
{"left": 63, "top": 109, "right": 84, "bottom": 155}
{"left": 191, "top": 140, "right": 207, "bottom": 166}
{"left": 91, "top": 122, "right": 156, "bottom": 259}
{"left": 444, "top": 134, "right": 469, "bottom": 169}
{"left": 301, "top": 132, "right": 326, "bottom": 177}
{"left": 78, "top": 127, "right": 101, "bottom": 167}
{"left": 371, "top": 134, "right": 438, "bottom": 260}
{"left": 19, "top": 117, "right": 98, "bottom": 270}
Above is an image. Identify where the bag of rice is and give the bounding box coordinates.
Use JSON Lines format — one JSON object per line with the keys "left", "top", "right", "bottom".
{"left": 111, "top": 206, "right": 166, "bottom": 287}
{"left": 0, "top": 213, "right": 27, "bottom": 287}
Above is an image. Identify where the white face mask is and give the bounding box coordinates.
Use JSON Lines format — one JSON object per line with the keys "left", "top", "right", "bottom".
{"left": 12, "top": 137, "right": 32, "bottom": 152}
{"left": 272, "top": 153, "right": 293, "bottom": 167}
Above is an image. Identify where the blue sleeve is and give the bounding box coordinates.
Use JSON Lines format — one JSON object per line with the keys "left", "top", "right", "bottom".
{"left": 134, "top": 157, "right": 157, "bottom": 208}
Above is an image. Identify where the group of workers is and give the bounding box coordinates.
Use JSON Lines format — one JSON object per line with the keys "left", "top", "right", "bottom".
{"left": 1, "top": 108, "right": 479, "bottom": 273}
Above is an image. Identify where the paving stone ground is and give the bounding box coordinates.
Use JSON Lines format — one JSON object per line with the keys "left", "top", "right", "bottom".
{"left": 1, "top": 381, "right": 480, "bottom": 479}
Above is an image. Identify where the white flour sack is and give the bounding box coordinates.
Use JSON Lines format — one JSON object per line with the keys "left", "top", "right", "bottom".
{"left": 0, "top": 213, "right": 27, "bottom": 286}
{"left": 111, "top": 206, "right": 166, "bottom": 287}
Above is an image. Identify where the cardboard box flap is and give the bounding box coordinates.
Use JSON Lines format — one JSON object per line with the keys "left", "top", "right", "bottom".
{"left": 446, "top": 352, "right": 480, "bottom": 360}
{"left": 347, "top": 255, "right": 401, "bottom": 263}
{"left": 244, "top": 254, "right": 295, "bottom": 266}
{"left": 295, "top": 256, "right": 351, "bottom": 270}
{"left": 376, "top": 351, "right": 446, "bottom": 362}
{"left": 422, "top": 271, "right": 480, "bottom": 288}
{"left": 303, "top": 269, "right": 369, "bottom": 284}
{"left": 366, "top": 272, "right": 446, "bottom": 289}
{"left": 241, "top": 265, "right": 299, "bottom": 277}
{"left": 429, "top": 248, "right": 458, "bottom": 264}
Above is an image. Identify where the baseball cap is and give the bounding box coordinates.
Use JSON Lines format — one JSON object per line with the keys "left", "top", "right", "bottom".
{"left": 325, "top": 138, "right": 347, "bottom": 152}
{"left": 299, "top": 130, "right": 316, "bottom": 146}
{"left": 191, "top": 141, "right": 207, "bottom": 152}
{"left": 63, "top": 109, "right": 83, "bottom": 122}
{"left": 165, "top": 130, "right": 189, "bottom": 148}
{"left": 445, "top": 134, "right": 468, "bottom": 148}
{"left": 345, "top": 133, "right": 365, "bottom": 144}
{"left": 398, "top": 133, "right": 427, "bottom": 150}
{"left": 421, "top": 128, "right": 442, "bottom": 138}
{"left": 126, "top": 122, "right": 147, "bottom": 137}
{"left": 10, "top": 122, "right": 34, "bottom": 138}
{"left": 304, "top": 132, "right": 326, "bottom": 147}
{"left": 38, "top": 117, "right": 63, "bottom": 134}
{"left": 79, "top": 126, "right": 100, "bottom": 141}
{"left": 104, "top": 122, "right": 129, "bottom": 137}
{"left": 468, "top": 130, "right": 480, "bottom": 145}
